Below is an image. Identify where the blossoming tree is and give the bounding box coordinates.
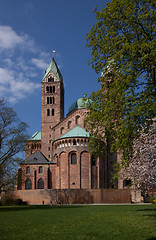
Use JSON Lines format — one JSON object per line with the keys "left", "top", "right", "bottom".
{"left": 121, "top": 126, "right": 156, "bottom": 198}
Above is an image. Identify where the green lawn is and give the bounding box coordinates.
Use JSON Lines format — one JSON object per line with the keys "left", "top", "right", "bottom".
{"left": 0, "top": 205, "right": 156, "bottom": 240}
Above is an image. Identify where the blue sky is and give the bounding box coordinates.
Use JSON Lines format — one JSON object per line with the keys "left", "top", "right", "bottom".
{"left": 0, "top": 0, "right": 109, "bottom": 137}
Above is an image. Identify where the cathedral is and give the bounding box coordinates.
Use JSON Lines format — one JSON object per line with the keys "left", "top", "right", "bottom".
{"left": 17, "top": 58, "right": 119, "bottom": 192}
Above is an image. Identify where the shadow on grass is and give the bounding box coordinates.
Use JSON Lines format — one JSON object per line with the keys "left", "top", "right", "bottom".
{"left": 146, "top": 237, "right": 156, "bottom": 240}
{"left": 137, "top": 208, "right": 156, "bottom": 212}
{"left": 0, "top": 205, "right": 83, "bottom": 212}
{"left": 137, "top": 208, "right": 156, "bottom": 218}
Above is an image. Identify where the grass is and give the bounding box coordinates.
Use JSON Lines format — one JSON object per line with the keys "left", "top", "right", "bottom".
{"left": 0, "top": 204, "right": 156, "bottom": 240}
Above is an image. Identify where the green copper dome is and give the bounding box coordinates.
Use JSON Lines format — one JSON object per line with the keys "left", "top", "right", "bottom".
{"left": 59, "top": 126, "right": 89, "bottom": 139}
{"left": 68, "top": 98, "right": 90, "bottom": 114}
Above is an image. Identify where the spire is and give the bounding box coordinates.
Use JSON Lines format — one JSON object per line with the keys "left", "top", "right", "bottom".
{"left": 42, "top": 58, "right": 63, "bottom": 82}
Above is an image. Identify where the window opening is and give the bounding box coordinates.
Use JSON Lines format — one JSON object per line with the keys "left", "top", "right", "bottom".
{"left": 26, "top": 166, "right": 30, "bottom": 174}
{"left": 60, "top": 127, "right": 64, "bottom": 134}
{"left": 76, "top": 115, "right": 80, "bottom": 124}
{"left": 38, "top": 178, "right": 44, "bottom": 189}
{"left": 71, "top": 153, "right": 77, "bottom": 164}
{"left": 47, "top": 97, "right": 49, "bottom": 104}
{"left": 46, "top": 86, "right": 49, "bottom": 93}
{"left": 39, "top": 166, "right": 43, "bottom": 173}
{"left": 47, "top": 109, "right": 50, "bottom": 116}
{"left": 25, "top": 178, "right": 32, "bottom": 190}
{"left": 48, "top": 77, "right": 54, "bottom": 82}
{"left": 50, "top": 97, "right": 52, "bottom": 104}
{"left": 68, "top": 121, "right": 71, "bottom": 129}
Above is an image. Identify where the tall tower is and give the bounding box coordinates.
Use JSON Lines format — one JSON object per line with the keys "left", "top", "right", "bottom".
{"left": 41, "top": 58, "right": 64, "bottom": 160}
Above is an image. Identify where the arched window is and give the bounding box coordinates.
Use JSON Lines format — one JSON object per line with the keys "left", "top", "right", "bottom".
{"left": 47, "top": 109, "right": 50, "bottom": 116}
{"left": 48, "top": 77, "right": 54, "bottom": 82}
{"left": 52, "top": 97, "right": 55, "bottom": 104}
{"left": 47, "top": 97, "right": 49, "bottom": 104}
{"left": 71, "top": 153, "right": 77, "bottom": 164}
{"left": 53, "top": 86, "right": 55, "bottom": 93}
{"left": 73, "top": 139, "right": 76, "bottom": 145}
{"left": 52, "top": 109, "right": 54, "bottom": 116}
{"left": 46, "top": 86, "right": 49, "bottom": 93}
{"left": 68, "top": 121, "right": 71, "bottom": 129}
{"left": 60, "top": 127, "right": 64, "bottom": 134}
{"left": 38, "top": 178, "right": 44, "bottom": 189}
{"left": 26, "top": 166, "right": 30, "bottom": 174}
{"left": 39, "top": 166, "right": 43, "bottom": 174}
{"left": 25, "top": 178, "right": 32, "bottom": 190}
{"left": 50, "top": 86, "right": 52, "bottom": 93}
{"left": 75, "top": 115, "right": 80, "bottom": 124}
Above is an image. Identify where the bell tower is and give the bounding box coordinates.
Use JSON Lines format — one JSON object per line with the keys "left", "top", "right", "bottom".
{"left": 41, "top": 58, "right": 64, "bottom": 160}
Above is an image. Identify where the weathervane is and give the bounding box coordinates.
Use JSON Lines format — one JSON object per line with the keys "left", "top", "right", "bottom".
{"left": 52, "top": 50, "right": 56, "bottom": 57}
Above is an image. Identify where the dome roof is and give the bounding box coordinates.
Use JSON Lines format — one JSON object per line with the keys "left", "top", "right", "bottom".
{"left": 68, "top": 98, "right": 90, "bottom": 114}
{"left": 59, "top": 126, "right": 89, "bottom": 140}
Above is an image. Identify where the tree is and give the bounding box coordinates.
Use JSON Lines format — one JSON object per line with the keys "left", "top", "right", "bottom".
{"left": 0, "top": 100, "right": 28, "bottom": 193}
{"left": 120, "top": 127, "right": 156, "bottom": 199}
{"left": 86, "top": 0, "right": 156, "bottom": 161}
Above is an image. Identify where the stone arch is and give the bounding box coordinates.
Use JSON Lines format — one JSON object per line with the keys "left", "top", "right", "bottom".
{"left": 68, "top": 151, "right": 79, "bottom": 188}
{"left": 91, "top": 154, "right": 98, "bottom": 189}
{"left": 80, "top": 151, "right": 90, "bottom": 189}
{"left": 59, "top": 151, "right": 68, "bottom": 189}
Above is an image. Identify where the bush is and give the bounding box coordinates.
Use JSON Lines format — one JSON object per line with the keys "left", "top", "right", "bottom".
{"left": 5, "top": 198, "right": 17, "bottom": 205}
{"left": 2, "top": 198, "right": 27, "bottom": 206}
{"left": 150, "top": 197, "right": 156, "bottom": 204}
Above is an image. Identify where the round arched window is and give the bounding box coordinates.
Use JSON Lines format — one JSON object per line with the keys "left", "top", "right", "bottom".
{"left": 71, "top": 153, "right": 77, "bottom": 164}
{"left": 39, "top": 166, "right": 43, "bottom": 173}
{"left": 26, "top": 166, "right": 30, "bottom": 174}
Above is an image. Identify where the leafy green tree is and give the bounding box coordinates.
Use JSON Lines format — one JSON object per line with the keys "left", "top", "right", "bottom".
{"left": 85, "top": 0, "right": 156, "bottom": 162}
{"left": 0, "top": 100, "right": 28, "bottom": 193}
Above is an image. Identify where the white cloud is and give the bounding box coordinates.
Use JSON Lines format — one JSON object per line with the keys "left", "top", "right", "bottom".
{"left": 0, "top": 67, "right": 40, "bottom": 104}
{"left": 31, "top": 58, "right": 48, "bottom": 70}
{"left": 0, "top": 25, "right": 62, "bottom": 105}
{"left": 0, "top": 68, "right": 13, "bottom": 84}
{"left": 0, "top": 26, "right": 24, "bottom": 49}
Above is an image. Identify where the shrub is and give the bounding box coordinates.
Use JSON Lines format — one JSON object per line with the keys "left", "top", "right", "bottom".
{"left": 150, "top": 197, "right": 156, "bottom": 204}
